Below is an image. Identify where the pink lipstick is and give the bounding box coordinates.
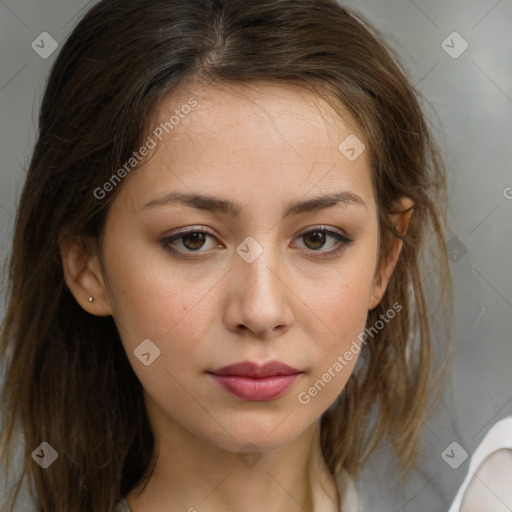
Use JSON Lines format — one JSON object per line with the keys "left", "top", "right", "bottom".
{"left": 208, "top": 361, "right": 302, "bottom": 401}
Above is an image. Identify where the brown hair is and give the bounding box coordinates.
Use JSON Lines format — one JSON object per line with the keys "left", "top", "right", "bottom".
{"left": 0, "top": 0, "right": 452, "bottom": 510}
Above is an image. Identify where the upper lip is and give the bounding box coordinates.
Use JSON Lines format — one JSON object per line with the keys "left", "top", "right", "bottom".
{"left": 209, "top": 361, "right": 302, "bottom": 378}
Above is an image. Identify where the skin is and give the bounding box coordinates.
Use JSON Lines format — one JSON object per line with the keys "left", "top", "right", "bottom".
{"left": 61, "top": 81, "right": 413, "bottom": 512}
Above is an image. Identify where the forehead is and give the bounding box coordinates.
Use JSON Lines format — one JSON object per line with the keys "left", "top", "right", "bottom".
{"left": 156, "top": 80, "right": 363, "bottom": 157}
{"left": 123, "top": 81, "right": 375, "bottom": 209}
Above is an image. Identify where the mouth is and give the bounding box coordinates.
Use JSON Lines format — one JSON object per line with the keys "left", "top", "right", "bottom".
{"left": 208, "top": 361, "right": 303, "bottom": 401}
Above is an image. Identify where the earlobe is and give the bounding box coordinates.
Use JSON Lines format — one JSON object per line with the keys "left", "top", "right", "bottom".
{"left": 369, "top": 197, "right": 414, "bottom": 310}
{"left": 59, "top": 236, "right": 112, "bottom": 316}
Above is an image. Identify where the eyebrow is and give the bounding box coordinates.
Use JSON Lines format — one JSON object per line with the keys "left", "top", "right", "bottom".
{"left": 143, "top": 190, "right": 366, "bottom": 217}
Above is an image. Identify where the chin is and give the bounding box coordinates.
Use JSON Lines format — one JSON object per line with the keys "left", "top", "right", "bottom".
{"left": 192, "top": 412, "right": 313, "bottom": 454}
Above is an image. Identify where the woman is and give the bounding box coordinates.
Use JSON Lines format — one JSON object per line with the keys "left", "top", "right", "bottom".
{"left": 0, "top": 1, "right": 452, "bottom": 511}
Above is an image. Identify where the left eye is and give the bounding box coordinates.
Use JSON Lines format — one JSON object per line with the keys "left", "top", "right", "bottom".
{"left": 160, "top": 227, "right": 353, "bottom": 256}
{"left": 293, "top": 228, "right": 353, "bottom": 253}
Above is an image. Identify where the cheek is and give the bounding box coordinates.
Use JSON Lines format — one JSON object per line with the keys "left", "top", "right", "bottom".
{"left": 314, "top": 256, "right": 377, "bottom": 339}
{"left": 312, "top": 281, "right": 370, "bottom": 380}
{"left": 107, "top": 267, "right": 216, "bottom": 358}
{"left": 103, "top": 253, "right": 217, "bottom": 410}
{"left": 101, "top": 230, "right": 217, "bottom": 357}
{"left": 297, "top": 253, "right": 377, "bottom": 407}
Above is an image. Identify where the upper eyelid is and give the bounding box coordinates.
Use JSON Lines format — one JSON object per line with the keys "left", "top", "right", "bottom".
{"left": 165, "top": 225, "right": 348, "bottom": 239}
{"left": 163, "top": 225, "right": 352, "bottom": 249}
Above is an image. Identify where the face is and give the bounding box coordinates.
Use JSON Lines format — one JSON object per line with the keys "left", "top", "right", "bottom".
{"left": 74, "top": 81, "right": 398, "bottom": 454}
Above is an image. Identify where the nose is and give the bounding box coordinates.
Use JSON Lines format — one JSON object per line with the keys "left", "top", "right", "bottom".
{"left": 223, "top": 242, "right": 293, "bottom": 339}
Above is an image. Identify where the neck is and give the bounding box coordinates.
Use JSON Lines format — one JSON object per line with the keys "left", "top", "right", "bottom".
{"left": 127, "top": 403, "right": 339, "bottom": 512}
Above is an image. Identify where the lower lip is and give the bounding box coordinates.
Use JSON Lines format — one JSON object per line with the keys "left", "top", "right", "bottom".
{"left": 210, "top": 374, "right": 301, "bottom": 401}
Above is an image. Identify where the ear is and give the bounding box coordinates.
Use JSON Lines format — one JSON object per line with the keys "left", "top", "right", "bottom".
{"left": 369, "top": 196, "right": 414, "bottom": 310}
{"left": 59, "top": 234, "right": 113, "bottom": 316}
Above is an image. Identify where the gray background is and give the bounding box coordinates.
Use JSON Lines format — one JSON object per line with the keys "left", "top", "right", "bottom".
{"left": 1, "top": 0, "right": 511, "bottom": 510}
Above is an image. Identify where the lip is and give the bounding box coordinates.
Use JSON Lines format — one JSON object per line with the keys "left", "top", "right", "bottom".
{"left": 208, "top": 361, "right": 303, "bottom": 401}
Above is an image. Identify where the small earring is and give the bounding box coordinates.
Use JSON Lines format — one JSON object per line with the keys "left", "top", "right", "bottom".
{"left": 88, "top": 296, "right": 94, "bottom": 302}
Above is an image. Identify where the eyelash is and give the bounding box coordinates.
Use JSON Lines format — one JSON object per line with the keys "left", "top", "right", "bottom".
{"left": 160, "top": 226, "right": 354, "bottom": 258}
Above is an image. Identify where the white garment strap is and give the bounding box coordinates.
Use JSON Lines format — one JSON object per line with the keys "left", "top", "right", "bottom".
{"left": 448, "top": 416, "right": 512, "bottom": 511}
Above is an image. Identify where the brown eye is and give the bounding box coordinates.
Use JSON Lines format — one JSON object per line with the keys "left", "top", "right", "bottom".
{"left": 160, "top": 226, "right": 353, "bottom": 258}
{"left": 302, "top": 230, "right": 327, "bottom": 250}
{"left": 293, "top": 227, "right": 354, "bottom": 256}
{"left": 181, "top": 232, "right": 207, "bottom": 251}
{"left": 161, "top": 229, "right": 219, "bottom": 254}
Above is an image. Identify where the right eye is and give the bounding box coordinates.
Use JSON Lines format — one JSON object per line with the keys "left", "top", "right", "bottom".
{"left": 160, "top": 228, "right": 222, "bottom": 255}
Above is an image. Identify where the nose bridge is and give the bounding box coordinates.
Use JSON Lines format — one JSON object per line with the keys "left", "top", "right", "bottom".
{"left": 231, "top": 233, "right": 292, "bottom": 335}
{"left": 238, "top": 234, "right": 281, "bottom": 302}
